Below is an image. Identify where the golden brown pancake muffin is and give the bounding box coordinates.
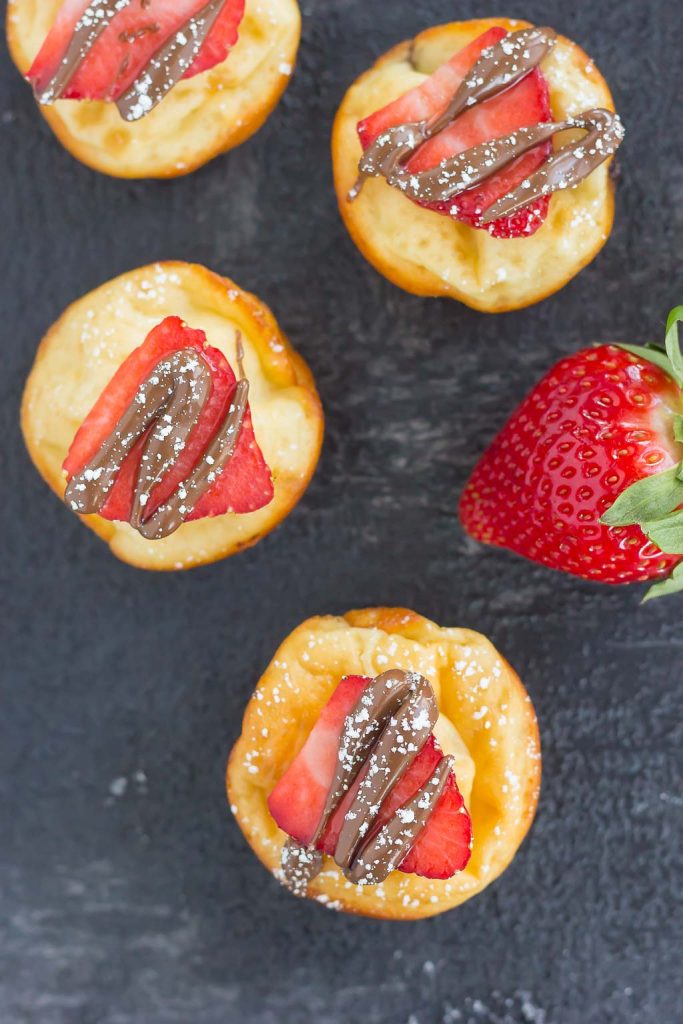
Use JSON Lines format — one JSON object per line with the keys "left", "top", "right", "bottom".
{"left": 22, "top": 262, "right": 324, "bottom": 570}
{"left": 7, "top": 0, "right": 301, "bottom": 178}
{"left": 228, "top": 608, "right": 541, "bottom": 919}
{"left": 333, "top": 18, "right": 621, "bottom": 312}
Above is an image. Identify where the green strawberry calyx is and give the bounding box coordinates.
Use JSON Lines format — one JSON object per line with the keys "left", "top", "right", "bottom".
{"left": 600, "top": 307, "right": 683, "bottom": 600}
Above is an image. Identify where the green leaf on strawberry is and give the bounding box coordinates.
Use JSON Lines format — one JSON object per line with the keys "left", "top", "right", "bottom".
{"left": 594, "top": 308, "right": 683, "bottom": 597}
{"left": 602, "top": 310, "right": 683, "bottom": 525}
{"left": 642, "top": 562, "right": 683, "bottom": 602}
{"left": 617, "top": 307, "right": 683, "bottom": 387}
{"left": 641, "top": 509, "right": 683, "bottom": 554}
{"left": 664, "top": 306, "right": 683, "bottom": 386}
{"left": 461, "top": 307, "right": 683, "bottom": 593}
{"left": 616, "top": 343, "right": 675, "bottom": 381}
{"left": 600, "top": 466, "right": 683, "bottom": 526}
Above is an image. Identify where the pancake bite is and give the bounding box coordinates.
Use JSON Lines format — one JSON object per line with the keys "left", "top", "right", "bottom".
{"left": 228, "top": 608, "right": 541, "bottom": 919}
{"left": 7, "top": 0, "right": 300, "bottom": 178}
{"left": 333, "top": 18, "right": 623, "bottom": 312}
{"left": 22, "top": 262, "right": 323, "bottom": 570}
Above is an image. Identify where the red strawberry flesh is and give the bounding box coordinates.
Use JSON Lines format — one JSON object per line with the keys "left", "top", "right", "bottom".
{"left": 267, "top": 675, "right": 472, "bottom": 879}
{"left": 460, "top": 345, "right": 683, "bottom": 584}
{"left": 63, "top": 316, "right": 273, "bottom": 526}
{"left": 357, "top": 27, "right": 553, "bottom": 238}
{"left": 27, "top": 0, "right": 245, "bottom": 103}
{"left": 186, "top": 0, "right": 245, "bottom": 78}
{"left": 357, "top": 29, "right": 507, "bottom": 149}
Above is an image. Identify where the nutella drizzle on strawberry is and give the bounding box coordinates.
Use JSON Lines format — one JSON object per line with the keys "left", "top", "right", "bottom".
{"left": 64, "top": 338, "right": 249, "bottom": 540}
{"left": 117, "top": 0, "right": 227, "bottom": 121}
{"left": 349, "top": 27, "right": 624, "bottom": 223}
{"left": 31, "top": 0, "right": 228, "bottom": 122}
{"left": 280, "top": 670, "right": 455, "bottom": 894}
{"left": 480, "top": 109, "right": 624, "bottom": 223}
{"left": 33, "top": 0, "right": 131, "bottom": 104}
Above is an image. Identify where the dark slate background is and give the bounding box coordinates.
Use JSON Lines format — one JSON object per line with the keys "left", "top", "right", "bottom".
{"left": 1, "top": 1, "right": 682, "bottom": 1021}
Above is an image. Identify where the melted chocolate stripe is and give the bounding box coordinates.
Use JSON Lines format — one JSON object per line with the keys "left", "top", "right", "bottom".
{"left": 381, "top": 110, "right": 623, "bottom": 211}
{"left": 138, "top": 375, "right": 249, "bottom": 540}
{"left": 280, "top": 670, "right": 457, "bottom": 892}
{"left": 349, "top": 26, "right": 624, "bottom": 224}
{"left": 378, "top": 121, "right": 564, "bottom": 204}
{"left": 427, "top": 25, "right": 557, "bottom": 137}
{"left": 116, "top": 0, "right": 227, "bottom": 121}
{"left": 347, "top": 756, "right": 453, "bottom": 884}
{"left": 33, "top": 0, "right": 227, "bottom": 121}
{"left": 349, "top": 26, "right": 557, "bottom": 201}
{"left": 35, "top": 0, "right": 133, "bottom": 103}
{"left": 64, "top": 337, "right": 249, "bottom": 540}
{"left": 129, "top": 350, "right": 213, "bottom": 530}
{"left": 64, "top": 347, "right": 211, "bottom": 520}
{"left": 481, "top": 109, "right": 624, "bottom": 222}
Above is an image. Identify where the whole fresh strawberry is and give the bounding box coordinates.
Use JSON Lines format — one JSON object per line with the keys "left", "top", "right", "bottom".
{"left": 460, "top": 308, "right": 683, "bottom": 599}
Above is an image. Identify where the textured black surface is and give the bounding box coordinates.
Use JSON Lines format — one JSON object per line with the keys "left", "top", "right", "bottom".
{"left": 1, "top": 1, "right": 682, "bottom": 1022}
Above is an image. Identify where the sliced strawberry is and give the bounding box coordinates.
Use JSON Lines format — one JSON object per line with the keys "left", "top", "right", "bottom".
{"left": 186, "top": 0, "right": 245, "bottom": 78}
{"left": 187, "top": 406, "right": 269, "bottom": 520}
{"left": 267, "top": 675, "right": 369, "bottom": 845}
{"left": 357, "top": 28, "right": 553, "bottom": 238}
{"left": 28, "top": 0, "right": 244, "bottom": 103}
{"left": 268, "top": 675, "right": 472, "bottom": 880}
{"left": 27, "top": 0, "right": 92, "bottom": 97}
{"left": 399, "top": 779, "right": 471, "bottom": 878}
{"left": 357, "top": 28, "right": 506, "bottom": 149}
{"left": 406, "top": 68, "right": 552, "bottom": 238}
{"left": 64, "top": 316, "right": 273, "bottom": 526}
{"left": 64, "top": 316, "right": 203, "bottom": 476}
{"left": 320, "top": 734, "right": 472, "bottom": 879}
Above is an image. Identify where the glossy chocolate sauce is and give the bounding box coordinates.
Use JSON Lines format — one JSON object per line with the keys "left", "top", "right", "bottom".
{"left": 349, "top": 26, "right": 624, "bottom": 225}
{"left": 480, "top": 109, "right": 624, "bottom": 221}
{"left": 117, "top": 0, "right": 227, "bottom": 121}
{"left": 32, "top": 0, "right": 226, "bottom": 121}
{"left": 34, "top": 0, "right": 132, "bottom": 103}
{"left": 64, "top": 337, "right": 249, "bottom": 540}
{"left": 279, "top": 670, "right": 457, "bottom": 893}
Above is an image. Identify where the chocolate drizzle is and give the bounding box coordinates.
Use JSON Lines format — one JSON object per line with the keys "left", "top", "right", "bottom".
{"left": 349, "top": 26, "right": 624, "bottom": 226}
{"left": 64, "top": 337, "right": 249, "bottom": 540}
{"left": 35, "top": 0, "right": 132, "bottom": 104}
{"left": 279, "top": 670, "right": 456, "bottom": 893}
{"left": 481, "top": 109, "right": 624, "bottom": 222}
{"left": 117, "top": 0, "right": 227, "bottom": 122}
{"left": 31, "top": 0, "right": 227, "bottom": 122}
{"left": 139, "top": 357, "right": 249, "bottom": 541}
{"left": 426, "top": 25, "right": 557, "bottom": 137}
